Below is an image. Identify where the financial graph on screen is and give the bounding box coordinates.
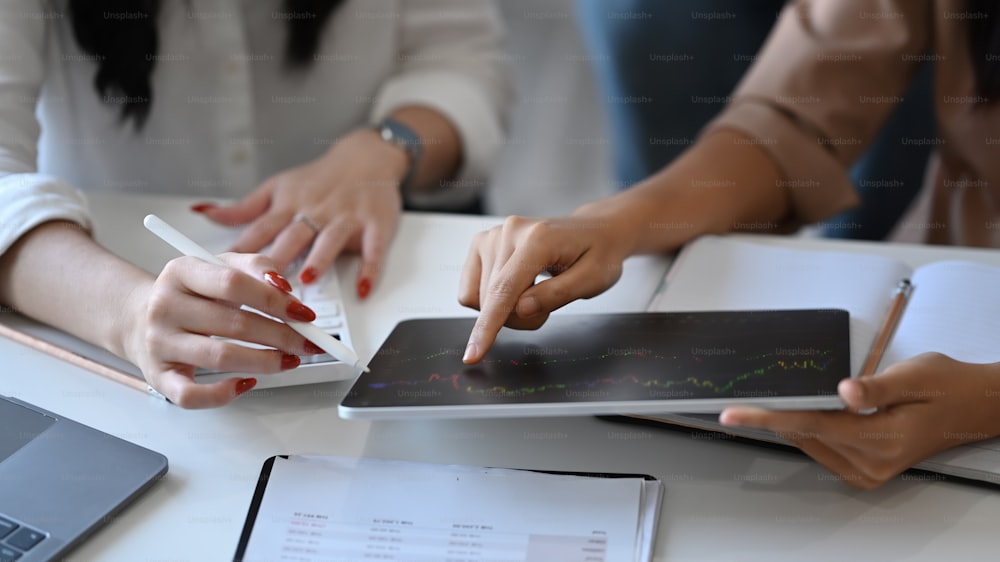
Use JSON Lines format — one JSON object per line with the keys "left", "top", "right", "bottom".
{"left": 345, "top": 310, "right": 850, "bottom": 407}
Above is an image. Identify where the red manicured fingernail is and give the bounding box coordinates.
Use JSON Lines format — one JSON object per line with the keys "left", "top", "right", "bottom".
{"left": 264, "top": 271, "right": 292, "bottom": 292}
{"left": 304, "top": 340, "right": 325, "bottom": 355}
{"left": 190, "top": 203, "right": 216, "bottom": 213}
{"left": 287, "top": 301, "right": 317, "bottom": 322}
{"left": 235, "top": 377, "right": 257, "bottom": 396}
{"left": 299, "top": 267, "right": 318, "bottom": 285}
{"left": 281, "top": 353, "right": 301, "bottom": 370}
{"left": 357, "top": 277, "right": 372, "bottom": 299}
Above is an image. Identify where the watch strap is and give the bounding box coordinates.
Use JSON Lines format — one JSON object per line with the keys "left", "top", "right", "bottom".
{"left": 375, "top": 118, "right": 423, "bottom": 190}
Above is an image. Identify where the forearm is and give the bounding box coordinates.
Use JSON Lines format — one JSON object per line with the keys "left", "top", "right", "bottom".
{"left": 574, "top": 130, "right": 791, "bottom": 255}
{"left": 0, "top": 221, "right": 152, "bottom": 359}
{"left": 386, "top": 105, "right": 462, "bottom": 193}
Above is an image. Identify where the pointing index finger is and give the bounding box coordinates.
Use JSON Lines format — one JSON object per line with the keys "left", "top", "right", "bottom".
{"left": 462, "top": 247, "right": 543, "bottom": 364}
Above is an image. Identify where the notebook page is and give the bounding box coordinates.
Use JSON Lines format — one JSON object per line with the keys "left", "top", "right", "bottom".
{"left": 883, "top": 261, "right": 1000, "bottom": 366}
{"left": 650, "top": 237, "right": 912, "bottom": 376}
{"left": 240, "top": 455, "right": 651, "bottom": 562}
{"left": 882, "top": 261, "right": 1000, "bottom": 477}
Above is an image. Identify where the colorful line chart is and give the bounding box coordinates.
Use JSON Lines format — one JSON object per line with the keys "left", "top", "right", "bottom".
{"left": 344, "top": 310, "right": 851, "bottom": 408}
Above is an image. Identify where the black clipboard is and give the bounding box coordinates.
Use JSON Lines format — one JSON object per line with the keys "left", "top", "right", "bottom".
{"left": 233, "top": 455, "right": 285, "bottom": 562}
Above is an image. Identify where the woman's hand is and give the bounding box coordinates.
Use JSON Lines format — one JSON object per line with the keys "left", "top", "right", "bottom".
{"left": 720, "top": 353, "right": 1000, "bottom": 488}
{"left": 458, "top": 211, "right": 637, "bottom": 363}
{"left": 121, "top": 252, "right": 327, "bottom": 409}
{"left": 191, "top": 128, "right": 409, "bottom": 298}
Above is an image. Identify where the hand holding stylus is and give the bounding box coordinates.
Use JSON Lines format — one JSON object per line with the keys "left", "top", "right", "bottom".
{"left": 114, "top": 215, "right": 361, "bottom": 408}
{"left": 144, "top": 214, "right": 368, "bottom": 373}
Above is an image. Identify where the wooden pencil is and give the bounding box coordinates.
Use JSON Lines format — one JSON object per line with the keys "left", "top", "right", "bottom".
{"left": 859, "top": 279, "right": 913, "bottom": 378}
{"left": 0, "top": 321, "right": 148, "bottom": 394}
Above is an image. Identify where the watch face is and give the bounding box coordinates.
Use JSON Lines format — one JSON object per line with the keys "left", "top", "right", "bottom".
{"left": 384, "top": 120, "right": 421, "bottom": 148}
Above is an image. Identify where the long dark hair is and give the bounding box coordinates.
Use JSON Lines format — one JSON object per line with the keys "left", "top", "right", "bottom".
{"left": 969, "top": 0, "right": 1000, "bottom": 100}
{"left": 67, "top": 0, "right": 345, "bottom": 129}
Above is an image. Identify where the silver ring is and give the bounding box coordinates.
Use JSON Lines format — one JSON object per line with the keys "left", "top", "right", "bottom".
{"left": 294, "top": 213, "right": 322, "bottom": 233}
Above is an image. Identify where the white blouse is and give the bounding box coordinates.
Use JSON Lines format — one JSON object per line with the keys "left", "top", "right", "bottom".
{"left": 0, "top": 0, "right": 512, "bottom": 255}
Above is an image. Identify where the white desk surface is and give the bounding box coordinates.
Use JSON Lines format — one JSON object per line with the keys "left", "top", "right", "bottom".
{"left": 5, "top": 193, "right": 1000, "bottom": 561}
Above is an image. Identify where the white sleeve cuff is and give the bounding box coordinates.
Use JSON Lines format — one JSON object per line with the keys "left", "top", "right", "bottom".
{"left": 372, "top": 71, "right": 506, "bottom": 209}
{"left": 0, "top": 174, "right": 92, "bottom": 256}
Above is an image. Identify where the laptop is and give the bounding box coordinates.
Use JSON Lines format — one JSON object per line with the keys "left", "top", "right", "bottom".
{"left": 0, "top": 194, "right": 359, "bottom": 390}
{"left": 0, "top": 394, "right": 167, "bottom": 561}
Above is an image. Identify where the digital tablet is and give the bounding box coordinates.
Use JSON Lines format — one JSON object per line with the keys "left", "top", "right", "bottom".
{"left": 338, "top": 310, "right": 851, "bottom": 419}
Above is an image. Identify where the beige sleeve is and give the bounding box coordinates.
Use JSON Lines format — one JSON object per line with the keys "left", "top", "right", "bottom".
{"left": 703, "top": 0, "right": 933, "bottom": 224}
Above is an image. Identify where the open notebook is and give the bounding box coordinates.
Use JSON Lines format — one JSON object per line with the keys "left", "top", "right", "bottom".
{"left": 0, "top": 196, "right": 359, "bottom": 391}
{"left": 637, "top": 235, "right": 1000, "bottom": 485}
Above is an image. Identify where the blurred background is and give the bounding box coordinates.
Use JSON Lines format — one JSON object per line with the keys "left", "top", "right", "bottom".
{"left": 487, "top": 0, "right": 612, "bottom": 216}
{"left": 487, "top": 0, "right": 928, "bottom": 243}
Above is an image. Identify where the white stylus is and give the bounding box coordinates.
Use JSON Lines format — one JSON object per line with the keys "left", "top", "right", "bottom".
{"left": 143, "top": 214, "right": 369, "bottom": 373}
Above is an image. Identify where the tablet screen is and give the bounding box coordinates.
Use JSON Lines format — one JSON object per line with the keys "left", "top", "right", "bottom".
{"left": 340, "top": 310, "right": 850, "bottom": 418}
